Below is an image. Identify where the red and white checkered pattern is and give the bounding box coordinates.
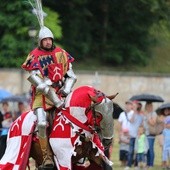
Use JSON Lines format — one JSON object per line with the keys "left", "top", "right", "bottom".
{"left": 0, "top": 111, "right": 36, "bottom": 170}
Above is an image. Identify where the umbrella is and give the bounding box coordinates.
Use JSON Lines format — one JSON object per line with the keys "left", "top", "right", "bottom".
{"left": 156, "top": 102, "right": 170, "bottom": 115}
{"left": 0, "top": 89, "right": 12, "bottom": 101}
{"left": 129, "top": 93, "right": 164, "bottom": 103}
{"left": 112, "top": 102, "right": 124, "bottom": 119}
{"left": 0, "top": 95, "right": 29, "bottom": 103}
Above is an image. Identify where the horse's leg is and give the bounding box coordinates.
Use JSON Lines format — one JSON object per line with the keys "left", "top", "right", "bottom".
{"left": 101, "top": 161, "right": 113, "bottom": 170}
{"left": 88, "top": 151, "right": 113, "bottom": 170}
{"left": 76, "top": 161, "right": 112, "bottom": 170}
{"left": 72, "top": 141, "right": 105, "bottom": 170}
{"left": 30, "top": 140, "right": 43, "bottom": 168}
{"left": 72, "top": 161, "right": 103, "bottom": 170}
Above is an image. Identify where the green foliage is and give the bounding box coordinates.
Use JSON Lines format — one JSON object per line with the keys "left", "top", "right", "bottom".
{"left": 0, "top": 1, "right": 33, "bottom": 68}
{"left": 44, "top": 0, "right": 170, "bottom": 67}
{"left": 44, "top": 7, "right": 62, "bottom": 40}
{"left": 0, "top": 1, "right": 62, "bottom": 68}
{"left": 0, "top": 0, "right": 170, "bottom": 69}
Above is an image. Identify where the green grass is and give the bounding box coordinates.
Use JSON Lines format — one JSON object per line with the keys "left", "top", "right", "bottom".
{"left": 111, "top": 121, "right": 163, "bottom": 170}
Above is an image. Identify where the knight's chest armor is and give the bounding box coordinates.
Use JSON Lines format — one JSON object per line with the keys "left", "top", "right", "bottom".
{"left": 38, "top": 55, "right": 55, "bottom": 76}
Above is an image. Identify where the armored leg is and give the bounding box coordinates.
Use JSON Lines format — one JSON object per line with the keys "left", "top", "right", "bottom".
{"left": 35, "top": 108, "right": 54, "bottom": 169}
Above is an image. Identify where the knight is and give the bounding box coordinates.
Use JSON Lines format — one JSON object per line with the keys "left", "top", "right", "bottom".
{"left": 22, "top": 0, "right": 77, "bottom": 169}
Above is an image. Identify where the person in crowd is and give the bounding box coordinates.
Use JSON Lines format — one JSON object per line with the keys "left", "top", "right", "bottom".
{"left": 161, "top": 116, "right": 170, "bottom": 169}
{"left": 137, "top": 102, "right": 143, "bottom": 114}
{"left": 124, "top": 101, "right": 143, "bottom": 170}
{"left": 134, "top": 126, "right": 149, "bottom": 170}
{"left": 157, "top": 106, "right": 170, "bottom": 168}
{"left": 1, "top": 102, "right": 13, "bottom": 129}
{"left": 142, "top": 102, "right": 157, "bottom": 169}
{"left": 157, "top": 107, "right": 170, "bottom": 141}
{"left": 118, "top": 100, "right": 134, "bottom": 133}
{"left": 119, "top": 128, "right": 130, "bottom": 167}
{"left": 13, "top": 101, "right": 27, "bottom": 120}
{"left": 0, "top": 102, "right": 13, "bottom": 159}
{"left": 161, "top": 115, "right": 170, "bottom": 169}
{"left": 22, "top": 25, "right": 77, "bottom": 168}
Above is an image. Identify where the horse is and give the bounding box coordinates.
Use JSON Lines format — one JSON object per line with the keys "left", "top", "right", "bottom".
{"left": 0, "top": 85, "right": 116, "bottom": 170}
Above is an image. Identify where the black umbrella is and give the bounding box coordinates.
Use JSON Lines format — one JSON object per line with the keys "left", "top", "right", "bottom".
{"left": 112, "top": 102, "right": 124, "bottom": 119}
{"left": 0, "top": 95, "right": 29, "bottom": 103}
{"left": 156, "top": 102, "right": 170, "bottom": 115}
{"left": 129, "top": 93, "right": 164, "bottom": 103}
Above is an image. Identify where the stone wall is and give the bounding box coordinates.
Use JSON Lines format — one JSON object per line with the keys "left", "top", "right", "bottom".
{"left": 0, "top": 69, "right": 170, "bottom": 109}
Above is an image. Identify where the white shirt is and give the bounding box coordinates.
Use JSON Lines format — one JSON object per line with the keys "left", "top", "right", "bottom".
{"left": 118, "top": 110, "right": 134, "bottom": 130}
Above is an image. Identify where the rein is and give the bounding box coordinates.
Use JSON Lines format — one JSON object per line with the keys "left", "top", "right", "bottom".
{"left": 62, "top": 108, "right": 94, "bottom": 133}
{"left": 86, "top": 102, "right": 102, "bottom": 133}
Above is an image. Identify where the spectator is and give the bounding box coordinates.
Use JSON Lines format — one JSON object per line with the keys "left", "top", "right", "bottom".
{"left": 137, "top": 102, "right": 143, "bottom": 114}
{"left": 119, "top": 128, "right": 130, "bottom": 167}
{"left": 143, "top": 102, "right": 157, "bottom": 168}
{"left": 161, "top": 116, "right": 170, "bottom": 169}
{"left": 13, "top": 102, "right": 27, "bottom": 120}
{"left": 163, "top": 108, "right": 170, "bottom": 117}
{"left": 157, "top": 108, "right": 169, "bottom": 147}
{"left": 118, "top": 100, "right": 134, "bottom": 133}
{"left": 134, "top": 126, "right": 149, "bottom": 169}
{"left": 0, "top": 102, "right": 13, "bottom": 159}
{"left": 124, "top": 101, "right": 143, "bottom": 170}
{"left": 1, "top": 102, "right": 13, "bottom": 129}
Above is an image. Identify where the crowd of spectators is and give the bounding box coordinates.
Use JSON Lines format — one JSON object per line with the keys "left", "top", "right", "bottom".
{"left": 0, "top": 101, "right": 29, "bottom": 159}
{"left": 117, "top": 100, "right": 170, "bottom": 170}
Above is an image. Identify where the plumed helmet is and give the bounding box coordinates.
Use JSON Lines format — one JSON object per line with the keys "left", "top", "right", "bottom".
{"left": 38, "top": 26, "right": 54, "bottom": 42}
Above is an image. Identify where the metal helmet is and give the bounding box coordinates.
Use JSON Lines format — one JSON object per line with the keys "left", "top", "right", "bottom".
{"left": 38, "top": 26, "right": 54, "bottom": 43}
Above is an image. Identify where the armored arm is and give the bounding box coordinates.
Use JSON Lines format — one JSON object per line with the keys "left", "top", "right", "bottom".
{"left": 27, "top": 70, "right": 64, "bottom": 108}
{"left": 60, "top": 63, "right": 77, "bottom": 96}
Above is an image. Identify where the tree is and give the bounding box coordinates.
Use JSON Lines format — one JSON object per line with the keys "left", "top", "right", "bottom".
{"left": 0, "top": 1, "right": 61, "bottom": 68}
{"left": 44, "top": 0, "right": 170, "bottom": 66}
{"left": 1, "top": 0, "right": 170, "bottom": 68}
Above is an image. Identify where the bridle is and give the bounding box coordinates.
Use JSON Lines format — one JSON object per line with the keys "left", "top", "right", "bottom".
{"left": 85, "top": 101, "right": 104, "bottom": 134}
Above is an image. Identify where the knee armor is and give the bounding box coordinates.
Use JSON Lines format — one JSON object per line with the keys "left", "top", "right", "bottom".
{"left": 35, "top": 108, "right": 47, "bottom": 138}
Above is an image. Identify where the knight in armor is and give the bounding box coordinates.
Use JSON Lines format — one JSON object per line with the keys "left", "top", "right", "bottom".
{"left": 22, "top": 25, "right": 77, "bottom": 169}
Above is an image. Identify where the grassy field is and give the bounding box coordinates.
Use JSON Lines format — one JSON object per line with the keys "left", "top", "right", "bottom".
{"left": 110, "top": 120, "right": 163, "bottom": 170}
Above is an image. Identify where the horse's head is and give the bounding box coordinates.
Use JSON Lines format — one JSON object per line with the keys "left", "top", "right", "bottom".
{"left": 89, "top": 90, "right": 118, "bottom": 140}
{"left": 65, "top": 85, "right": 117, "bottom": 140}
{"left": 93, "top": 98, "right": 114, "bottom": 139}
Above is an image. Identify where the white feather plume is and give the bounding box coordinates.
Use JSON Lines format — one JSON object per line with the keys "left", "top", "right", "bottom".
{"left": 28, "top": 0, "right": 47, "bottom": 28}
